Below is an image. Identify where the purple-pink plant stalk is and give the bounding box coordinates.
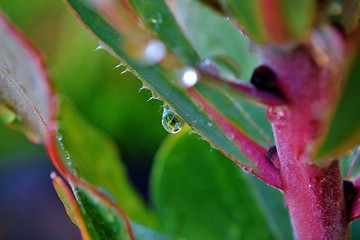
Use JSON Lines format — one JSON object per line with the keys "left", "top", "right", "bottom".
{"left": 194, "top": 26, "right": 359, "bottom": 238}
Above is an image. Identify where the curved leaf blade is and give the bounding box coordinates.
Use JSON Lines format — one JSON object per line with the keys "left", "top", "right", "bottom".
{"left": 0, "top": 12, "right": 53, "bottom": 143}
{"left": 53, "top": 172, "right": 135, "bottom": 240}
{"left": 220, "top": 0, "right": 315, "bottom": 43}
{"left": 129, "top": 0, "right": 259, "bottom": 80}
{"left": 56, "top": 101, "right": 154, "bottom": 225}
{"left": 151, "top": 129, "right": 289, "bottom": 239}
{"left": 128, "top": 0, "right": 200, "bottom": 65}
{"left": 316, "top": 46, "right": 360, "bottom": 159}
{"left": 52, "top": 172, "right": 91, "bottom": 240}
{"left": 54, "top": 172, "right": 171, "bottom": 240}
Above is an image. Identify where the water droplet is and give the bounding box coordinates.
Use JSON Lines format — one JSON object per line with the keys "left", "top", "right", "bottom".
{"left": 207, "top": 122, "right": 214, "bottom": 127}
{"left": 228, "top": 132, "right": 235, "bottom": 140}
{"left": 149, "top": 13, "right": 163, "bottom": 29}
{"left": 65, "top": 151, "right": 70, "bottom": 160}
{"left": 266, "top": 106, "right": 287, "bottom": 122}
{"left": 198, "top": 56, "right": 241, "bottom": 82}
{"left": 224, "top": 16, "right": 230, "bottom": 21}
{"left": 50, "top": 172, "right": 57, "bottom": 179}
{"left": 241, "top": 166, "right": 251, "bottom": 174}
{"left": 56, "top": 133, "right": 63, "bottom": 141}
{"left": 144, "top": 40, "right": 167, "bottom": 64}
{"left": 162, "top": 105, "right": 183, "bottom": 134}
{"left": 178, "top": 67, "right": 198, "bottom": 88}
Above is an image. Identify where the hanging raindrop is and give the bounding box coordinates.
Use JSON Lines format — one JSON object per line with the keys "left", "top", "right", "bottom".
{"left": 162, "top": 105, "right": 184, "bottom": 134}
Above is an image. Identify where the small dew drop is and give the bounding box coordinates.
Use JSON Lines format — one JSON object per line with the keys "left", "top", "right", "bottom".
{"left": 178, "top": 67, "right": 198, "bottom": 88}
{"left": 266, "top": 106, "right": 287, "bottom": 122}
{"left": 228, "top": 132, "right": 235, "bottom": 140}
{"left": 50, "top": 172, "right": 57, "bottom": 180}
{"left": 242, "top": 166, "right": 251, "bottom": 174}
{"left": 144, "top": 40, "right": 167, "bottom": 64}
{"left": 207, "top": 122, "right": 214, "bottom": 127}
{"left": 65, "top": 151, "right": 70, "bottom": 160}
{"left": 224, "top": 16, "right": 230, "bottom": 21}
{"left": 56, "top": 133, "right": 63, "bottom": 141}
{"left": 149, "top": 13, "right": 163, "bottom": 29}
{"left": 162, "top": 105, "right": 184, "bottom": 134}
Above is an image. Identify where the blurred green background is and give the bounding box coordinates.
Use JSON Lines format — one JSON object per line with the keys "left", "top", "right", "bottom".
{"left": 0, "top": 0, "right": 166, "bottom": 238}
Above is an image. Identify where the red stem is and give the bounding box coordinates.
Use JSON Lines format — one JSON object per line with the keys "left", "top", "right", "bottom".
{"left": 261, "top": 44, "right": 349, "bottom": 239}
{"left": 187, "top": 88, "right": 282, "bottom": 189}
{"left": 198, "top": 69, "right": 287, "bottom": 106}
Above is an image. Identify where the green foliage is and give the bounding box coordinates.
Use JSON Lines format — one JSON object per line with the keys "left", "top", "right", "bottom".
{"left": 151, "top": 128, "right": 289, "bottom": 239}
{"left": 316, "top": 48, "right": 360, "bottom": 159}
{"left": 57, "top": 101, "right": 154, "bottom": 225}
{"left": 2, "top": 0, "right": 360, "bottom": 239}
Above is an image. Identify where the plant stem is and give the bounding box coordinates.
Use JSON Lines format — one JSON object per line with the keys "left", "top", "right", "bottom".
{"left": 260, "top": 41, "right": 349, "bottom": 238}
{"left": 280, "top": 155, "right": 348, "bottom": 239}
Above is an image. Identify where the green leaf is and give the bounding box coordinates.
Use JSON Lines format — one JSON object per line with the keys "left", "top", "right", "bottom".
{"left": 129, "top": 0, "right": 258, "bottom": 79}
{"left": 74, "top": 185, "right": 134, "bottom": 240}
{"left": 54, "top": 173, "right": 134, "bottom": 240}
{"left": 279, "top": 0, "right": 315, "bottom": 40}
{"left": 66, "top": 0, "right": 274, "bottom": 175}
{"left": 131, "top": 223, "right": 172, "bottom": 240}
{"left": 57, "top": 101, "right": 154, "bottom": 225}
{"left": 219, "top": 0, "right": 266, "bottom": 42}
{"left": 351, "top": 218, "right": 360, "bottom": 239}
{"left": 220, "top": 0, "right": 315, "bottom": 43}
{"left": 151, "top": 128, "right": 290, "bottom": 239}
{"left": 316, "top": 48, "right": 360, "bottom": 159}
{"left": 0, "top": 12, "right": 52, "bottom": 143}
{"left": 128, "top": 0, "right": 200, "bottom": 65}
{"left": 52, "top": 172, "right": 91, "bottom": 239}
{"left": 56, "top": 176, "right": 159, "bottom": 240}
{"left": 53, "top": 172, "right": 170, "bottom": 240}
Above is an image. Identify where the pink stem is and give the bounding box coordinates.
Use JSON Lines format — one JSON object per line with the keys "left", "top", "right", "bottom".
{"left": 187, "top": 88, "right": 282, "bottom": 189}
{"left": 261, "top": 44, "right": 349, "bottom": 239}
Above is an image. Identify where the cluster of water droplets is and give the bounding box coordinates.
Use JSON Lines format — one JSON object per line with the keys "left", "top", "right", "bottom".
{"left": 162, "top": 105, "right": 184, "bottom": 134}
{"left": 56, "top": 133, "right": 79, "bottom": 176}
